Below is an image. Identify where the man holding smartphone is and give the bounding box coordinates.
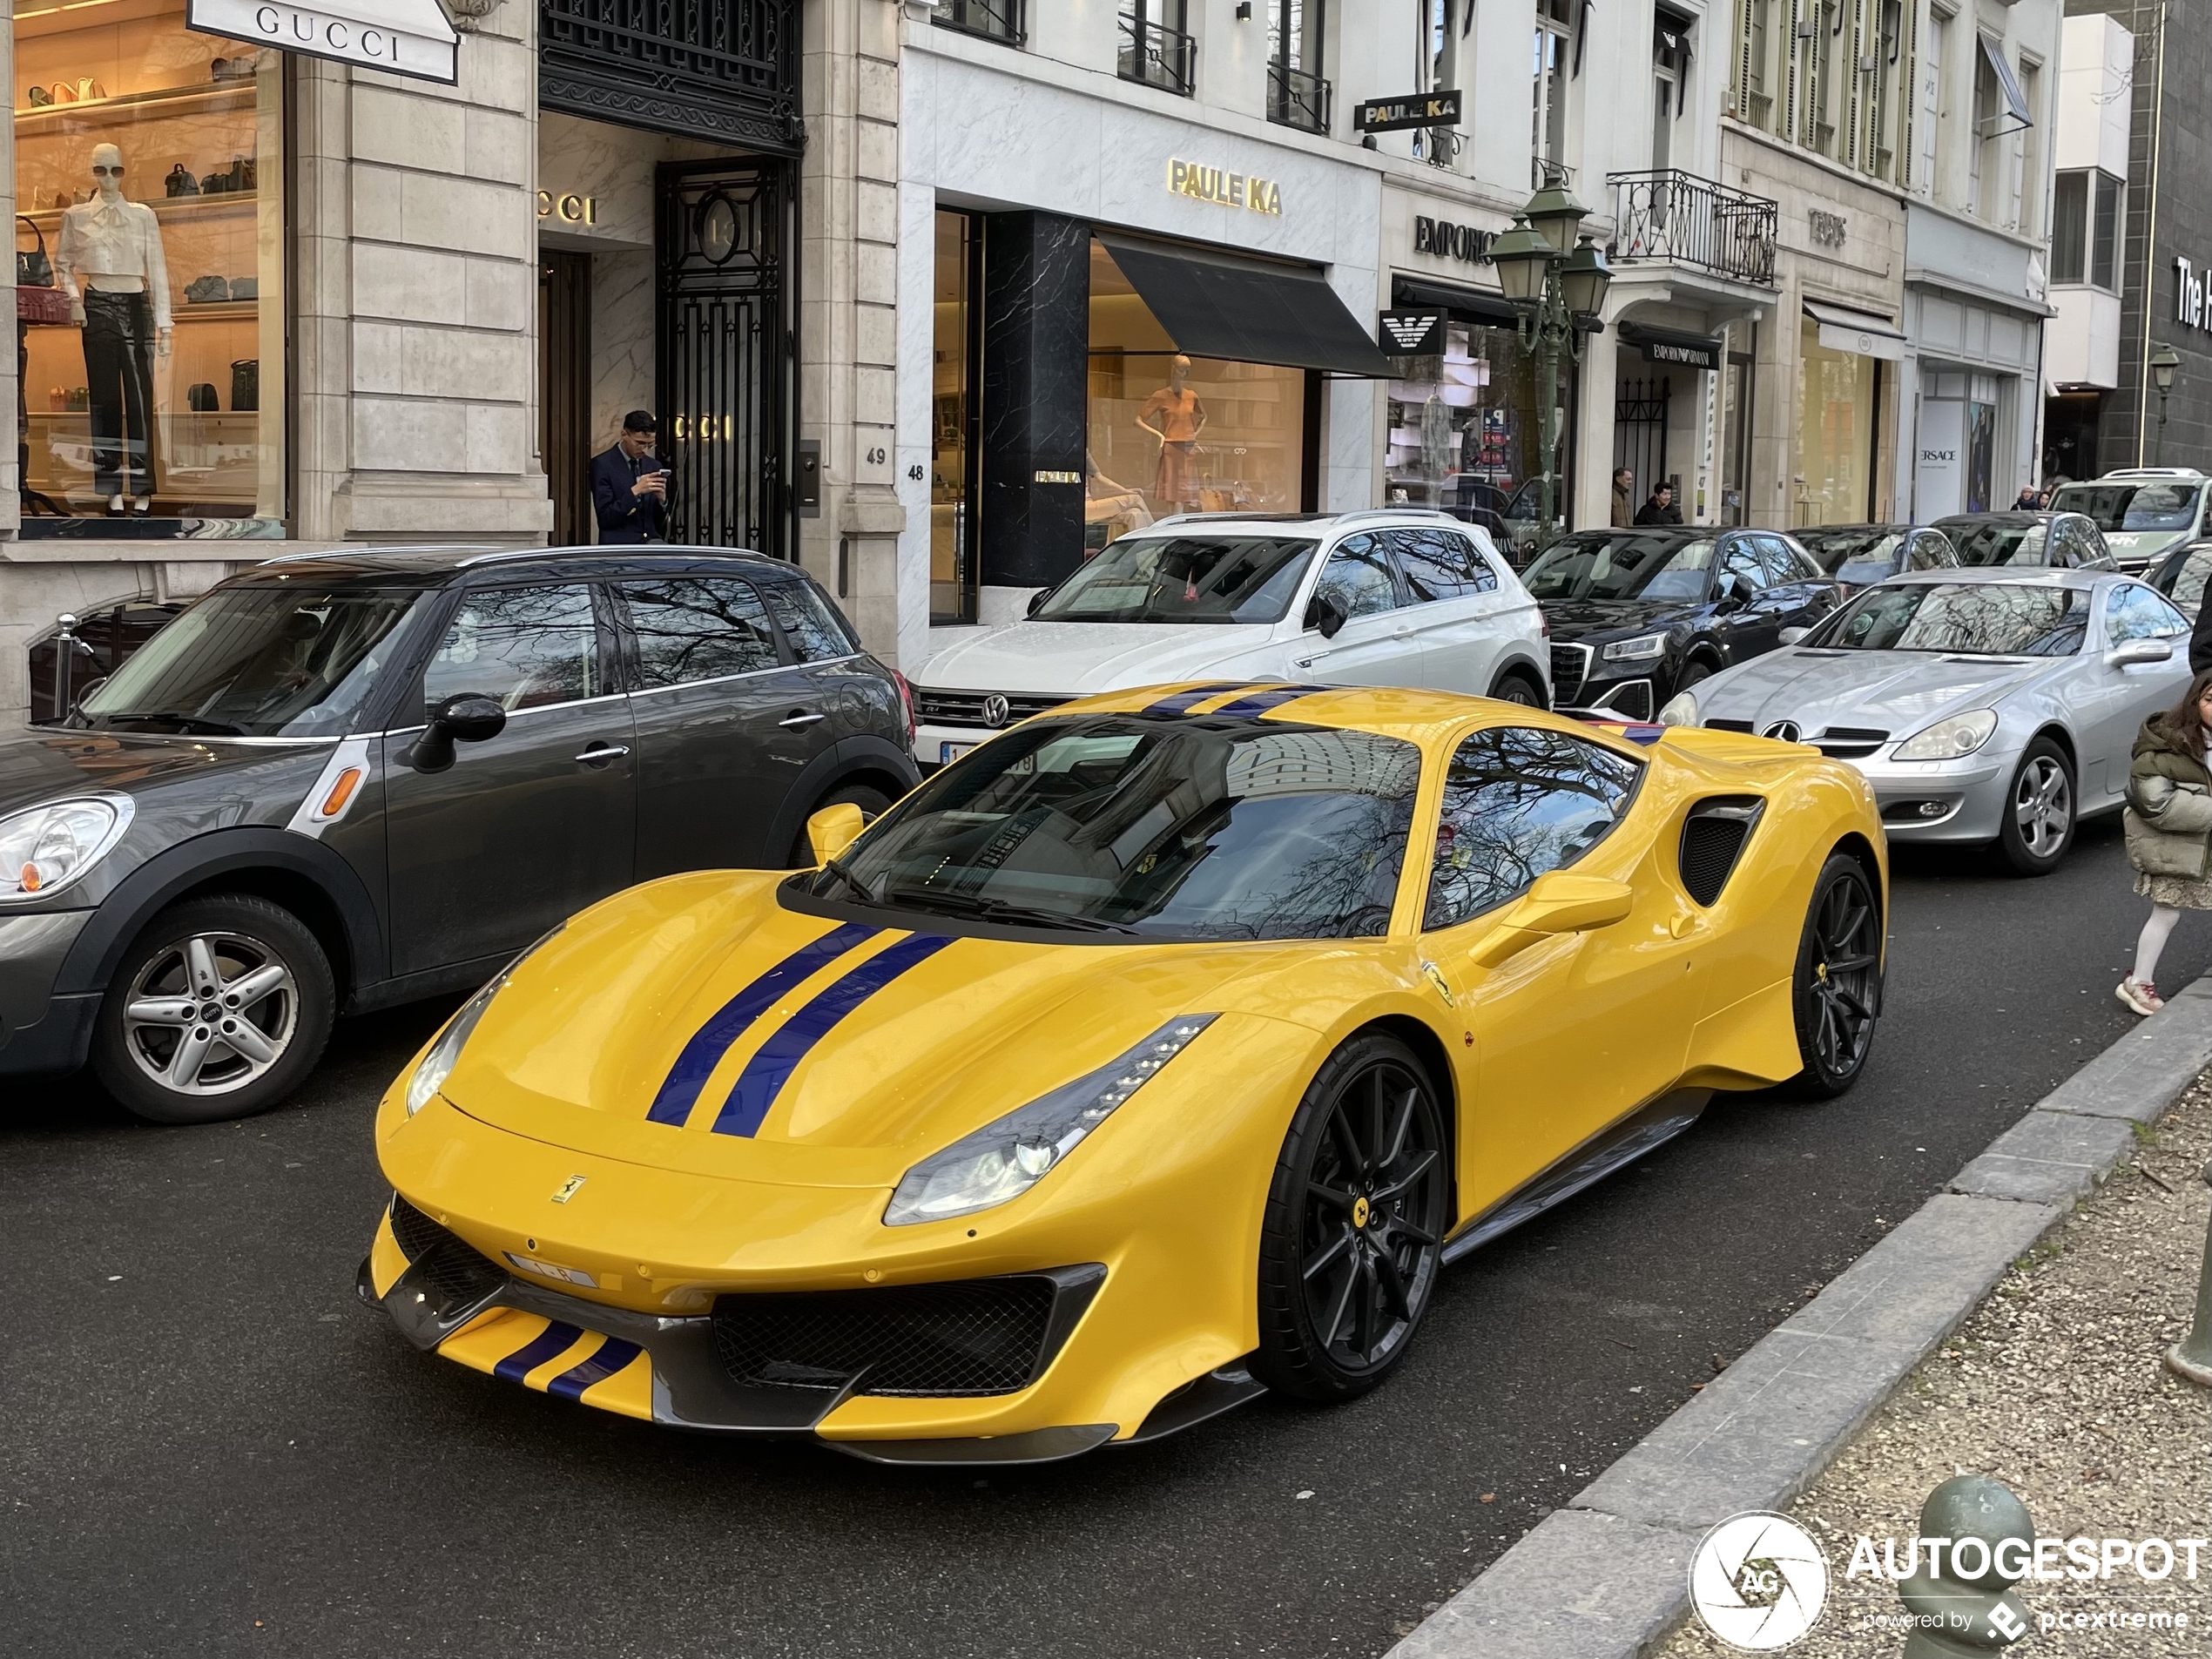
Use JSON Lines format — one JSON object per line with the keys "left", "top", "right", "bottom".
{"left": 590, "top": 409, "right": 672, "bottom": 544}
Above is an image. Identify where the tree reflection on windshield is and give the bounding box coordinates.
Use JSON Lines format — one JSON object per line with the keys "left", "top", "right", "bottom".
{"left": 1823, "top": 583, "right": 2087, "bottom": 656}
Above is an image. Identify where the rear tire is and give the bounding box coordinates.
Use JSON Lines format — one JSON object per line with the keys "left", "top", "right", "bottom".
{"left": 1789, "top": 853, "right": 1882, "bottom": 1098}
{"left": 1994, "top": 738, "right": 2074, "bottom": 876}
{"left": 1253, "top": 1034, "right": 1449, "bottom": 1403}
{"left": 787, "top": 782, "right": 893, "bottom": 867}
{"left": 92, "top": 894, "right": 335, "bottom": 1125}
{"left": 1487, "top": 670, "right": 1546, "bottom": 709}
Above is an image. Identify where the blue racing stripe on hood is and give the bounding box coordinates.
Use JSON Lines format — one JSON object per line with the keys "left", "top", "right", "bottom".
{"left": 1139, "top": 682, "right": 1251, "bottom": 715}
{"left": 645, "top": 922, "right": 879, "bottom": 1126}
{"left": 1208, "top": 684, "right": 1335, "bottom": 718}
{"left": 494, "top": 1321, "right": 583, "bottom": 1383}
{"left": 711, "top": 932, "right": 958, "bottom": 1137}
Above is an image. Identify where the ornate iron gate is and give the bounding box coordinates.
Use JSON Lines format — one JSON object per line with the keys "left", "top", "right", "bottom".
{"left": 1614, "top": 375, "right": 1671, "bottom": 503}
{"left": 656, "top": 159, "right": 794, "bottom": 555}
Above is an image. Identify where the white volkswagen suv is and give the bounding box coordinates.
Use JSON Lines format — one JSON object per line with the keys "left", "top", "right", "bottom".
{"left": 913, "top": 509, "right": 1550, "bottom": 765}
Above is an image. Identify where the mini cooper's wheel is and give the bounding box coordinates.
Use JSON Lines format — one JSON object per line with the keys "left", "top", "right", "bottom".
{"left": 1995, "top": 738, "right": 2074, "bottom": 876}
{"left": 92, "top": 895, "right": 334, "bottom": 1125}
{"left": 1254, "top": 1034, "right": 1449, "bottom": 1402}
{"left": 788, "top": 783, "right": 893, "bottom": 867}
{"left": 1790, "top": 853, "right": 1882, "bottom": 1098}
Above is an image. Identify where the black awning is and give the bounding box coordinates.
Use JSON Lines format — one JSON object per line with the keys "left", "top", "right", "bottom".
{"left": 1389, "top": 273, "right": 1607, "bottom": 338}
{"left": 1617, "top": 321, "right": 1723, "bottom": 371}
{"left": 1096, "top": 232, "right": 1392, "bottom": 378}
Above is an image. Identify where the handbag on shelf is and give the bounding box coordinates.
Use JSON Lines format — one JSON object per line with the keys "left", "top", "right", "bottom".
{"left": 13, "top": 216, "right": 71, "bottom": 324}
{"left": 26, "top": 85, "right": 51, "bottom": 107}
{"left": 227, "top": 275, "right": 257, "bottom": 300}
{"left": 230, "top": 359, "right": 259, "bottom": 413}
{"left": 187, "top": 383, "right": 219, "bottom": 412}
{"left": 165, "top": 164, "right": 199, "bottom": 199}
{"left": 17, "top": 215, "right": 52, "bottom": 288}
{"left": 184, "top": 275, "right": 230, "bottom": 303}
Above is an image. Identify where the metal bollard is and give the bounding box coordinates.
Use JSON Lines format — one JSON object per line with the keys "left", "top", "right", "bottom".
{"left": 1898, "top": 1474, "right": 2033, "bottom": 1656}
{"left": 2165, "top": 1158, "right": 2212, "bottom": 1388}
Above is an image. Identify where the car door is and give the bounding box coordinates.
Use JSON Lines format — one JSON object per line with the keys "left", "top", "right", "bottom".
{"left": 1291, "top": 533, "right": 1423, "bottom": 687}
{"left": 1757, "top": 534, "right": 1845, "bottom": 635}
{"left": 1706, "top": 534, "right": 1779, "bottom": 665}
{"left": 2081, "top": 583, "right": 2195, "bottom": 802}
{"left": 1420, "top": 724, "right": 1701, "bottom": 1217}
{"left": 1382, "top": 525, "right": 1514, "bottom": 691}
{"left": 381, "top": 580, "right": 637, "bottom": 978}
{"left": 617, "top": 572, "right": 814, "bottom": 878}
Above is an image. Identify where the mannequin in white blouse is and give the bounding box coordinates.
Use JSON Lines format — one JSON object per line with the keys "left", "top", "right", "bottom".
{"left": 55, "top": 143, "right": 171, "bottom": 514}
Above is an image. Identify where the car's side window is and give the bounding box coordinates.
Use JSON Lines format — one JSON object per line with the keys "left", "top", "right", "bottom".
{"left": 1314, "top": 534, "right": 1402, "bottom": 619}
{"left": 1750, "top": 536, "right": 1805, "bottom": 587}
{"left": 1424, "top": 725, "right": 1642, "bottom": 931}
{"left": 621, "top": 577, "right": 778, "bottom": 688}
{"left": 765, "top": 580, "right": 860, "bottom": 663}
{"left": 1909, "top": 534, "right": 1952, "bottom": 570}
{"left": 1388, "top": 528, "right": 1498, "bottom": 603}
{"left": 2175, "top": 551, "right": 2212, "bottom": 615}
{"left": 1718, "top": 537, "right": 1769, "bottom": 596}
{"left": 2108, "top": 585, "right": 2190, "bottom": 643}
{"left": 422, "top": 583, "right": 601, "bottom": 716}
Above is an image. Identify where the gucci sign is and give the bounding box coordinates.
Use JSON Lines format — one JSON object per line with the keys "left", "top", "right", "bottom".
{"left": 188, "top": 0, "right": 458, "bottom": 83}
{"left": 536, "top": 191, "right": 599, "bottom": 226}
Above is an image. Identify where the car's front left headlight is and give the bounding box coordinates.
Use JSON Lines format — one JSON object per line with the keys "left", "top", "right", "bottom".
{"left": 403, "top": 927, "right": 565, "bottom": 1116}
{"left": 1657, "top": 690, "right": 1700, "bottom": 726}
{"left": 1602, "top": 631, "right": 1669, "bottom": 663}
{"left": 0, "top": 795, "right": 132, "bottom": 902}
{"left": 1892, "top": 709, "right": 1999, "bottom": 761}
{"left": 884, "top": 1015, "right": 1218, "bottom": 1226}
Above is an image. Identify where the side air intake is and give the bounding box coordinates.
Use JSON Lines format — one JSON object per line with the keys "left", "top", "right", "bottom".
{"left": 1678, "top": 796, "right": 1765, "bottom": 907}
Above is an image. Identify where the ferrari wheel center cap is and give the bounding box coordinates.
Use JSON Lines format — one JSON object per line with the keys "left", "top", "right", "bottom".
{"left": 1352, "top": 1196, "right": 1372, "bottom": 1230}
{"left": 1816, "top": 962, "right": 1829, "bottom": 981}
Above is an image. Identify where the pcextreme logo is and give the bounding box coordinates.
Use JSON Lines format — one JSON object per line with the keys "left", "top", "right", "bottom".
{"left": 1688, "top": 1513, "right": 1831, "bottom": 1651}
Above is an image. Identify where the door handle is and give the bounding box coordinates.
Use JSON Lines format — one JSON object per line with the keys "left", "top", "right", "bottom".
{"left": 574, "top": 743, "right": 631, "bottom": 765}
{"left": 779, "top": 711, "right": 826, "bottom": 728}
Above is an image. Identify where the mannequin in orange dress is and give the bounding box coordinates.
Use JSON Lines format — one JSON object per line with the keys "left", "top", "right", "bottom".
{"left": 1137, "top": 354, "right": 1207, "bottom": 508}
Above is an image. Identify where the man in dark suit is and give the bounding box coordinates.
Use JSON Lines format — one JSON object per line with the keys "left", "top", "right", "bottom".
{"left": 590, "top": 410, "right": 671, "bottom": 544}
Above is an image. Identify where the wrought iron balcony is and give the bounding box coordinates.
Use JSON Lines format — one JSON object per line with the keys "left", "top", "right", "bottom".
{"left": 1119, "top": 14, "right": 1196, "bottom": 96}
{"left": 1608, "top": 170, "right": 1778, "bottom": 287}
{"left": 932, "top": 0, "right": 1022, "bottom": 44}
{"left": 1268, "top": 60, "right": 1331, "bottom": 134}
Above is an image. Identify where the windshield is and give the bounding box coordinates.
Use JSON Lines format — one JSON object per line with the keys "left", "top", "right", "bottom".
{"left": 1030, "top": 536, "right": 1318, "bottom": 625}
{"left": 807, "top": 713, "right": 1420, "bottom": 941}
{"left": 73, "top": 583, "right": 426, "bottom": 737}
{"left": 2052, "top": 482, "right": 2202, "bottom": 532}
{"left": 1794, "top": 528, "right": 1904, "bottom": 573}
{"left": 1521, "top": 533, "right": 1716, "bottom": 602}
{"left": 1940, "top": 522, "right": 2047, "bottom": 567}
{"left": 1821, "top": 583, "right": 2087, "bottom": 657}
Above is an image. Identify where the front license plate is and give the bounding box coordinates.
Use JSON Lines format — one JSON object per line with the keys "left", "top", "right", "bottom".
{"left": 940, "top": 741, "right": 978, "bottom": 764}
{"left": 505, "top": 1251, "right": 597, "bottom": 1289}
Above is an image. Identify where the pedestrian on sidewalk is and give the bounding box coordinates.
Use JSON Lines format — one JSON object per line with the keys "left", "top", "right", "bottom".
{"left": 1611, "top": 467, "right": 1635, "bottom": 528}
{"left": 2119, "top": 668, "right": 2212, "bottom": 1015}
{"left": 1634, "top": 482, "right": 1683, "bottom": 525}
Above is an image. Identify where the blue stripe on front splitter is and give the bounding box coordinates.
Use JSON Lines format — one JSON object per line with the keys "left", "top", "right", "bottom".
{"left": 711, "top": 933, "right": 957, "bottom": 1137}
{"left": 644, "top": 922, "right": 879, "bottom": 1126}
{"left": 545, "top": 1336, "right": 644, "bottom": 1402}
{"left": 1208, "top": 684, "right": 1334, "bottom": 718}
{"left": 1138, "top": 682, "right": 1250, "bottom": 715}
{"left": 494, "top": 1320, "right": 583, "bottom": 1382}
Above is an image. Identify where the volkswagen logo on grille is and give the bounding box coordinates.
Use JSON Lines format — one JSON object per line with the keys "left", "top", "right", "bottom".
{"left": 981, "top": 693, "right": 1012, "bottom": 729}
{"left": 1763, "top": 720, "right": 1802, "bottom": 743}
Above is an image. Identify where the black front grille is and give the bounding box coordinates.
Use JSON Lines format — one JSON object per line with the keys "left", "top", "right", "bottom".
{"left": 712, "top": 1275, "right": 1061, "bottom": 1398}
{"left": 1705, "top": 718, "right": 1755, "bottom": 733}
{"left": 915, "top": 688, "right": 1075, "bottom": 727}
{"left": 1679, "top": 796, "right": 1765, "bottom": 906}
{"left": 388, "top": 1194, "right": 507, "bottom": 1311}
{"left": 1548, "top": 644, "right": 1589, "bottom": 703}
{"left": 1811, "top": 726, "right": 1890, "bottom": 759}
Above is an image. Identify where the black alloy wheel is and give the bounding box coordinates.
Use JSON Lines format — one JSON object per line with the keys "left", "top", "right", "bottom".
{"left": 788, "top": 782, "right": 892, "bottom": 867}
{"left": 1789, "top": 852, "right": 1882, "bottom": 1097}
{"left": 1254, "top": 1034, "right": 1450, "bottom": 1401}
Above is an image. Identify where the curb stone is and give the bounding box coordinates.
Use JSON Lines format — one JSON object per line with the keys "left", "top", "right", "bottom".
{"left": 1382, "top": 974, "right": 2212, "bottom": 1659}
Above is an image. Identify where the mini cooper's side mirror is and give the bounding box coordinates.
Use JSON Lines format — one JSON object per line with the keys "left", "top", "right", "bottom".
{"left": 806, "top": 801, "right": 867, "bottom": 867}
{"left": 1467, "top": 872, "right": 1636, "bottom": 969}
{"left": 1304, "top": 591, "right": 1348, "bottom": 639}
{"left": 2107, "top": 637, "right": 2176, "bottom": 669}
{"left": 402, "top": 693, "right": 507, "bottom": 774}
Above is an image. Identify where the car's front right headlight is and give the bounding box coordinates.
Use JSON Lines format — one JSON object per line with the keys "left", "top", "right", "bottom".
{"left": 884, "top": 1015, "right": 1218, "bottom": 1225}
{"left": 403, "top": 927, "right": 564, "bottom": 1116}
{"left": 1657, "top": 691, "right": 1700, "bottom": 726}
{"left": 0, "top": 795, "right": 132, "bottom": 902}
{"left": 1892, "top": 709, "right": 1999, "bottom": 761}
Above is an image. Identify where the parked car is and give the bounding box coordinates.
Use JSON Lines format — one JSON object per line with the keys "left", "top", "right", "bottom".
{"left": 362, "top": 684, "right": 1884, "bottom": 1460}
{"left": 1932, "top": 511, "right": 2116, "bottom": 570}
{"left": 1791, "top": 523, "right": 1960, "bottom": 590}
{"left": 0, "top": 545, "right": 920, "bottom": 1124}
{"left": 1521, "top": 526, "right": 1845, "bottom": 721}
{"left": 2144, "top": 537, "right": 2212, "bottom": 617}
{"left": 913, "top": 509, "right": 1549, "bottom": 767}
{"left": 1657, "top": 568, "right": 2192, "bottom": 874}
{"left": 2047, "top": 469, "right": 2209, "bottom": 571}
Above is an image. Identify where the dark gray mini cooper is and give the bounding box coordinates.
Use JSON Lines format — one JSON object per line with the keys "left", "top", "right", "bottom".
{"left": 0, "top": 546, "right": 919, "bottom": 1123}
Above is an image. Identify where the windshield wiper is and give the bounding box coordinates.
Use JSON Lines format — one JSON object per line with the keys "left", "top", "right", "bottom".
{"left": 98, "top": 711, "right": 248, "bottom": 736}
{"left": 816, "top": 853, "right": 872, "bottom": 901}
{"left": 880, "top": 885, "right": 1138, "bottom": 934}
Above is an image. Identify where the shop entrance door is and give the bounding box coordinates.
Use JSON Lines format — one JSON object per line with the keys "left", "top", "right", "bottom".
{"left": 540, "top": 251, "right": 593, "bottom": 546}
{"left": 1614, "top": 374, "right": 1671, "bottom": 506}
{"left": 656, "top": 158, "right": 795, "bottom": 556}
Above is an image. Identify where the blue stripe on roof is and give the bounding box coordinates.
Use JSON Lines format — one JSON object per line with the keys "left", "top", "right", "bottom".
{"left": 644, "top": 922, "right": 878, "bottom": 1126}
{"left": 1207, "top": 684, "right": 1335, "bottom": 718}
{"left": 711, "top": 932, "right": 957, "bottom": 1137}
{"left": 1138, "top": 682, "right": 1251, "bottom": 715}
{"left": 493, "top": 1320, "right": 583, "bottom": 1383}
{"left": 544, "top": 1336, "right": 644, "bottom": 1402}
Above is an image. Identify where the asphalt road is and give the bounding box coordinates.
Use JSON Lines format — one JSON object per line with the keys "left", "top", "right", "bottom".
{"left": 3, "top": 817, "right": 2200, "bottom": 1659}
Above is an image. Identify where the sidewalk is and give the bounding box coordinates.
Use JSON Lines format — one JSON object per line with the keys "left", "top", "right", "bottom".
{"left": 1656, "top": 1074, "right": 2212, "bottom": 1656}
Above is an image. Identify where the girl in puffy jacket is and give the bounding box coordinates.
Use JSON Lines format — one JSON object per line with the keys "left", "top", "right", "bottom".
{"left": 2120, "top": 668, "right": 2212, "bottom": 1015}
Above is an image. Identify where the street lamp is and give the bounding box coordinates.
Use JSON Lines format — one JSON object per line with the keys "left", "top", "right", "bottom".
{"left": 1495, "top": 176, "right": 1613, "bottom": 559}
{"left": 2151, "top": 345, "right": 2182, "bottom": 466}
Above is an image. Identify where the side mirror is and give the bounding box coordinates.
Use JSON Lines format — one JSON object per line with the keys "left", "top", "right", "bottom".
{"left": 806, "top": 802, "right": 867, "bottom": 867}
{"left": 1026, "top": 587, "right": 1049, "bottom": 617}
{"left": 1303, "top": 591, "right": 1348, "bottom": 639}
{"left": 1468, "top": 872, "right": 1636, "bottom": 969}
{"left": 2106, "top": 637, "right": 2176, "bottom": 669}
{"left": 1778, "top": 626, "right": 1810, "bottom": 646}
{"left": 401, "top": 693, "right": 507, "bottom": 774}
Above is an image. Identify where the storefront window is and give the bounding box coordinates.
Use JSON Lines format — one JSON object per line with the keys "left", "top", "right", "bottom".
{"left": 15, "top": 3, "right": 282, "bottom": 524}
{"left": 1383, "top": 317, "right": 1558, "bottom": 557}
{"left": 932, "top": 210, "right": 976, "bottom": 619}
{"left": 1797, "top": 319, "right": 1873, "bottom": 526}
{"left": 1085, "top": 239, "right": 1305, "bottom": 550}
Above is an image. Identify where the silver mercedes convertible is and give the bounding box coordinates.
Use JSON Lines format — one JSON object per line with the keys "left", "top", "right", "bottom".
{"left": 1656, "top": 568, "right": 2194, "bottom": 874}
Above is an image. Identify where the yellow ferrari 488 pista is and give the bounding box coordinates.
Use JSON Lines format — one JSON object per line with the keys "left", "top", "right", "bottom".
{"left": 361, "top": 681, "right": 1885, "bottom": 1464}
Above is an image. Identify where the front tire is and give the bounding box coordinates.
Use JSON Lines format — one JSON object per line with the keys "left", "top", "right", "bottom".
{"left": 91, "top": 894, "right": 336, "bottom": 1125}
{"left": 1790, "top": 853, "right": 1882, "bottom": 1097}
{"left": 1253, "top": 1034, "right": 1449, "bottom": 1402}
{"left": 1995, "top": 738, "right": 2074, "bottom": 876}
